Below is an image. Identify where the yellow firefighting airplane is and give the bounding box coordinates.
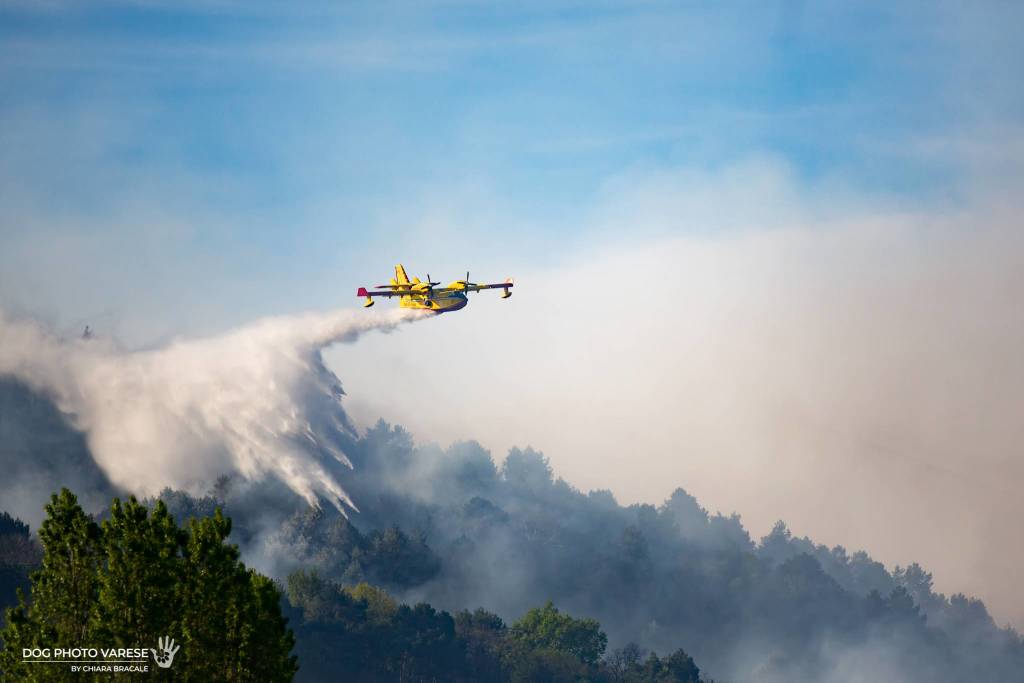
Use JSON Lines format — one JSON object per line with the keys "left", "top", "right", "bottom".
{"left": 358, "top": 265, "right": 513, "bottom": 314}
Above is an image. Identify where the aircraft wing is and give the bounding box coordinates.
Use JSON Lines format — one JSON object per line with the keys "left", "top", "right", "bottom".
{"left": 468, "top": 282, "right": 513, "bottom": 293}
{"left": 357, "top": 287, "right": 415, "bottom": 298}
{"left": 435, "top": 281, "right": 514, "bottom": 293}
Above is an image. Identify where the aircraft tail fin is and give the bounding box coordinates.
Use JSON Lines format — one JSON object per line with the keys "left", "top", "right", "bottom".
{"left": 395, "top": 264, "right": 410, "bottom": 285}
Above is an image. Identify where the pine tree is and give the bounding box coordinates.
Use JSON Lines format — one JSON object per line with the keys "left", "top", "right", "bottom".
{"left": 1, "top": 489, "right": 297, "bottom": 682}
{"left": 176, "top": 509, "right": 297, "bottom": 682}
{"left": 0, "top": 489, "right": 102, "bottom": 682}
{"left": 236, "top": 573, "right": 297, "bottom": 682}
{"left": 92, "top": 498, "right": 184, "bottom": 655}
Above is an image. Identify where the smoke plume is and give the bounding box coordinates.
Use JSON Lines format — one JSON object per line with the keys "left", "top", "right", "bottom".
{"left": 0, "top": 306, "right": 430, "bottom": 511}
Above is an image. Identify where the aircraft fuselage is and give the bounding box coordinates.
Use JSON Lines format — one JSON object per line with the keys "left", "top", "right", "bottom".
{"left": 399, "top": 290, "right": 468, "bottom": 314}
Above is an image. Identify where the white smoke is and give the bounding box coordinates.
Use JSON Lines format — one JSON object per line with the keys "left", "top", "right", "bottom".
{"left": 0, "top": 306, "right": 431, "bottom": 510}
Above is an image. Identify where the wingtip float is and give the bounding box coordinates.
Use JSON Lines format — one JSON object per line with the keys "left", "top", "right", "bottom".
{"left": 357, "top": 264, "right": 513, "bottom": 313}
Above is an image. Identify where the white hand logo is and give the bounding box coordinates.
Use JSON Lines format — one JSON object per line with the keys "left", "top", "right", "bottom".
{"left": 152, "top": 636, "right": 180, "bottom": 669}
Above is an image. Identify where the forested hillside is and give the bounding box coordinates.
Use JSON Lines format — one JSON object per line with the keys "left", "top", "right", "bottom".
{"left": 3, "top": 419, "right": 1023, "bottom": 681}
{"left": 248, "top": 421, "right": 1023, "bottom": 682}
{"left": 0, "top": 491, "right": 711, "bottom": 682}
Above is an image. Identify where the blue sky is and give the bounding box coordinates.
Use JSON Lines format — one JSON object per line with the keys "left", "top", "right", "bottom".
{"left": 2, "top": 1, "right": 1021, "bottom": 341}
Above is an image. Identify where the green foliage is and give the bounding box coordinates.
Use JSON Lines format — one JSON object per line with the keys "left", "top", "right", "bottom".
{"left": 0, "top": 489, "right": 103, "bottom": 681}
{"left": 344, "top": 582, "right": 398, "bottom": 624}
{"left": 512, "top": 601, "right": 608, "bottom": 665}
{"left": 93, "top": 498, "right": 183, "bottom": 649}
{"left": 454, "top": 608, "right": 508, "bottom": 681}
{"left": 276, "top": 511, "right": 440, "bottom": 591}
{"left": 362, "top": 526, "right": 440, "bottom": 587}
{"left": 286, "top": 569, "right": 364, "bottom": 625}
{"left": 286, "top": 571, "right": 464, "bottom": 682}
{"left": 237, "top": 573, "right": 298, "bottom": 683}
{"left": 288, "top": 578, "right": 710, "bottom": 683}
{"left": 0, "top": 488, "right": 296, "bottom": 682}
{"left": 177, "top": 510, "right": 297, "bottom": 681}
{"left": 606, "top": 644, "right": 706, "bottom": 683}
